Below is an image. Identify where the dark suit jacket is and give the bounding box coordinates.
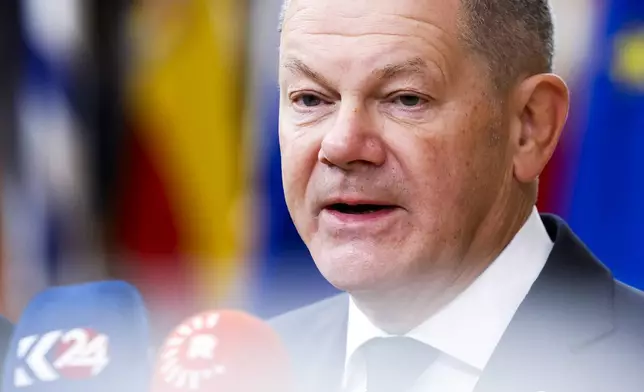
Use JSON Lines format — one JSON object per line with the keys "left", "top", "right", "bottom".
{"left": 270, "top": 214, "right": 644, "bottom": 392}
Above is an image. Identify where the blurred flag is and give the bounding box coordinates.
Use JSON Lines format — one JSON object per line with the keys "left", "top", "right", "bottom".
{"left": 2, "top": 0, "right": 106, "bottom": 317}
{"left": 0, "top": 0, "right": 21, "bottom": 316}
{"left": 567, "top": 0, "right": 644, "bottom": 288}
{"left": 118, "top": 0, "right": 248, "bottom": 328}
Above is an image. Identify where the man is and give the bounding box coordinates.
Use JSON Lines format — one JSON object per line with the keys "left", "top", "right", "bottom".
{"left": 271, "top": 0, "right": 644, "bottom": 391}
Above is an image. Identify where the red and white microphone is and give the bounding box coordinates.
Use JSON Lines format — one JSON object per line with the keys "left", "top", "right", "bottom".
{"left": 151, "top": 310, "right": 292, "bottom": 392}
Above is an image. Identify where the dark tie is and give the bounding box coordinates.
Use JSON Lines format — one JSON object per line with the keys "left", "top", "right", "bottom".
{"left": 361, "top": 337, "right": 439, "bottom": 392}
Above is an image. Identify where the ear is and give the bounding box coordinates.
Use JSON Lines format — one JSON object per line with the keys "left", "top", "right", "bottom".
{"left": 510, "top": 74, "right": 570, "bottom": 183}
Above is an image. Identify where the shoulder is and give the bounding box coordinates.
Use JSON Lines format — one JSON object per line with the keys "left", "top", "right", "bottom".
{"left": 587, "top": 280, "right": 644, "bottom": 362}
{"left": 269, "top": 293, "right": 349, "bottom": 348}
{"left": 613, "top": 280, "right": 644, "bottom": 329}
{"left": 578, "top": 280, "right": 644, "bottom": 389}
{"left": 270, "top": 293, "right": 348, "bottom": 333}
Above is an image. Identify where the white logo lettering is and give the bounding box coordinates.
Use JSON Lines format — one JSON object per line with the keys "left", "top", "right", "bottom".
{"left": 158, "top": 312, "right": 227, "bottom": 390}
{"left": 13, "top": 328, "right": 110, "bottom": 387}
{"left": 186, "top": 334, "right": 218, "bottom": 360}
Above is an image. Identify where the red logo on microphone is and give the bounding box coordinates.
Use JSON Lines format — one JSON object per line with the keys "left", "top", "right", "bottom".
{"left": 157, "top": 312, "right": 226, "bottom": 390}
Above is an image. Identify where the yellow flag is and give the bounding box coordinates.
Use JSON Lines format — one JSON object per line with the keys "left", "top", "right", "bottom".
{"left": 128, "top": 0, "right": 247, "bottom": 304}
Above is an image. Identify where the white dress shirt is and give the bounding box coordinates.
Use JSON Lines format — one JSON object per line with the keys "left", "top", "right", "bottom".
{"left": 343, "top": 207, "right": 554, "bottom": 392}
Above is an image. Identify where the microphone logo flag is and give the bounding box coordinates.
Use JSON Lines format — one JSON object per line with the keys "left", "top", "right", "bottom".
{"left": 157, "top": 312, "right": 226, "bottom": 390}
{"left": 13, "top": 328, "right": 110, "bottom": 387}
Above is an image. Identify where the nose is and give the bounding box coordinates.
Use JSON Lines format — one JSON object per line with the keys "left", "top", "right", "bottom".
{"left": 319, "top": 103, "right": 386, "bottom": 170}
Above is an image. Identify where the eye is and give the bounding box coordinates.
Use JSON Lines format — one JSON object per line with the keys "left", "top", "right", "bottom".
{"left": 394, "top": 94, "right": 426, "bottom": 107}
{"left": 294, "top": 93, "right": 324, "bottom": 107}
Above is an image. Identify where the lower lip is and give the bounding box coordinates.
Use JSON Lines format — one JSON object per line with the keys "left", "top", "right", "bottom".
{"left": 320, "top": 207, "right": 400, "bottom": 224}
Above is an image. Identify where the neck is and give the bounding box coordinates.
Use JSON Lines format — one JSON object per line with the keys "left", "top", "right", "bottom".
{"left": 351, "top": 192, "right": 535, "bottom": 334}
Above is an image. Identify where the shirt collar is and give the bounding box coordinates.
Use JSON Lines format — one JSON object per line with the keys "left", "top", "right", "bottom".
{"left": 346, "top": 207, "right": 553, "bottom": 371}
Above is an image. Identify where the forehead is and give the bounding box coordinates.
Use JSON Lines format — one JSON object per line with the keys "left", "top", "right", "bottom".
{"left": 279, "top": 0, "right": 462, "bottom": 79}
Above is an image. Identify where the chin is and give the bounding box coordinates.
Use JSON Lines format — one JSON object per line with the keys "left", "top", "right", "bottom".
{"left": 312, "top": 246, "right": 404, "bottom": 292}
{"left": 321, "top": 271, "right": 384, "bottom": 292}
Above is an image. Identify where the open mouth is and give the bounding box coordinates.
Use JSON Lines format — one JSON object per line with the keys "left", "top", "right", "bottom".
{"left": 325, "top": 203, "right": 396, "bottom": 214}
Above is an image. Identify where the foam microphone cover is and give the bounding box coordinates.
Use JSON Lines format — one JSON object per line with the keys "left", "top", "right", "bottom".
{"left": 2, "top": 280, "right": 150, "bottom": 392}
{"left": 152, "top": 310, "right": 292, "bottom": 392}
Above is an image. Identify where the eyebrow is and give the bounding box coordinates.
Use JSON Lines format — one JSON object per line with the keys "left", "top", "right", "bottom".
{"left": 281, "top": 56, "right": 433, "bottom": 88}
{"left": 281, "top": 58, "right": 336, "bottom": 90}
{"left": 375, "top": 57, "right": 429, "bottom": 80}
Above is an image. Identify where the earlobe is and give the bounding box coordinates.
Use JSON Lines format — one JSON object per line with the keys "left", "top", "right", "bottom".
{"left": 512, "top": 73, "right": 570, "bottom": 183}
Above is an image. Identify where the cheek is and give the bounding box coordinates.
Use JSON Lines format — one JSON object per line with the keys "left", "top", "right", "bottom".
{"left": 405, "top": 140, "right": 466, "bottom": 206}
{"left": 396, "top": 124, "right": 497, "bottom": 222}
{"left": 279, "top": 126, "right": 320, "bottom": 221}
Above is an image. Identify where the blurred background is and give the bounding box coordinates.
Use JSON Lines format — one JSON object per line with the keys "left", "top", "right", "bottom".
{"left": 0, "top": 0, "right": 642, "bottom": 340}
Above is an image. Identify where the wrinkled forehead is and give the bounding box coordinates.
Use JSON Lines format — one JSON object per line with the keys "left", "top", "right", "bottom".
{"left": 280, "top": 0, "right": 461, "bottom": 40}
{"left": 279, "top": 0, "right": 463, "bottom": 85}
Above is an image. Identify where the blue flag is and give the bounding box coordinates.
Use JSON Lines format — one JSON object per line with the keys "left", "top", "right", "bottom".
{"left": 567, "top": 0, "right": 644, "bottom": 288}
{"left": 2, "top": 1, "right": 104, "bottom": 310}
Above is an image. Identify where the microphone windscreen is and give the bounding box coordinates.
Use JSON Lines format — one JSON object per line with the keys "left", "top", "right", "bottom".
{"left": 2, "top": 280, "right": 150, "bottom": 392}
{"left": 152, "top": 310, "right": 292, "bottom": 392}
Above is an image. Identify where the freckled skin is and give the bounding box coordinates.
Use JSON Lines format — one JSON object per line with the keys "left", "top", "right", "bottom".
{"left": 278, "top": 0, "right": 566, "bottom": 331}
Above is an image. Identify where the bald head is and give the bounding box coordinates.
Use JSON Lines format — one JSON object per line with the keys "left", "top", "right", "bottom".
{"left": 279, "top": 0, "right": 554, "bottom": 91}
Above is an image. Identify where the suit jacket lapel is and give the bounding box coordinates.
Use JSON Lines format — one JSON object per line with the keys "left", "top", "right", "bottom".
{"left": 474, "top": 214, "right": 615, "bottom": 392}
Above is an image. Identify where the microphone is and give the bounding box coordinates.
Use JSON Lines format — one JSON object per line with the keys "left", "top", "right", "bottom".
{"left": 2, "top": 280, "right": 151, "bottom": 392}
{"left": 151, "top": 310, "right": 292, "bottom": 392}
{"left": 0, "top": 315, "right": 15, "bottom": 387}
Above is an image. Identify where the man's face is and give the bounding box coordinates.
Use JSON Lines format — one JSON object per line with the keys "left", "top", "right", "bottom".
{"left": 278, "top": 0, "right": 513, "bottom": 292}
